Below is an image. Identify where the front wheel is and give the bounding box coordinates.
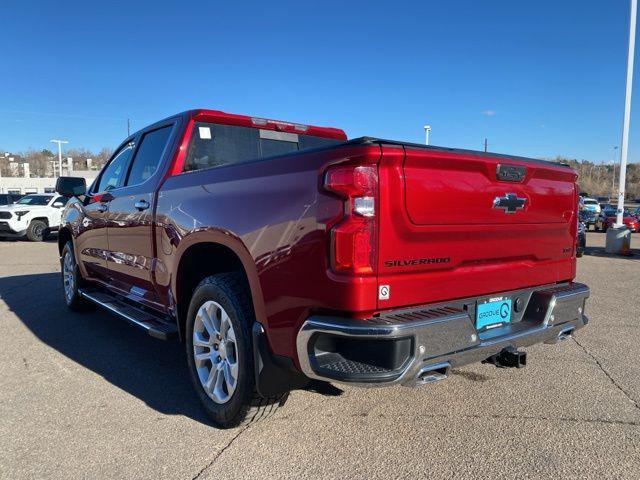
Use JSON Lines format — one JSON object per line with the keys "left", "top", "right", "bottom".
{"left": 61, "top": 241, "right": 89, "bottom": 310}
{"left": 185, "top": 273, "right": 288, "bottom": 428}
{"left": 26, "top": 220, "right": 47, "bottom": 242}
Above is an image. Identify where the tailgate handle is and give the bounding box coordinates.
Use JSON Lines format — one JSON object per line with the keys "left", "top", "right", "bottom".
{"left": 496, "top": 164, "right": 526, "bottom": 182}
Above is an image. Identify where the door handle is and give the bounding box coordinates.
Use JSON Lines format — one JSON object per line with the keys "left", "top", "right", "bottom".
{"left": 97, "top": 203, "right": 108, "bottom": 213}
{"left": 134, "top": 199, "right": 150, "bottom": 211}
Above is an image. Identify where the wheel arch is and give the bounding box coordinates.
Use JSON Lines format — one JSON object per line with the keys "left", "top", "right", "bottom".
{"left": 30, "top": 216, "right": 49, "bottom": 226}
{"left": 172, "top": 231, "right": 265, "bottom": 341}
{"left": 57, "top": 226, "right": 73, "bottom": 255}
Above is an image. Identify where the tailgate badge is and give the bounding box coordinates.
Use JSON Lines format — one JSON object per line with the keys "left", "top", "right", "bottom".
{"left": 493, "top": 193, "right": 526, "bottom": 214}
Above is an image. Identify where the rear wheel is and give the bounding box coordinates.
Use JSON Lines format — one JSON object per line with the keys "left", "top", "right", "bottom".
{"left": 185, "top": 273, "right": 288, "bottom": 428}
{"left": 26, "top": 220, "right": 47, "bottom": 242}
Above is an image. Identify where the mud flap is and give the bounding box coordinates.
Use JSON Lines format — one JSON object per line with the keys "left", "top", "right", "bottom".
{"left": 252, "top": 322, "right": 309, "bottom": 398}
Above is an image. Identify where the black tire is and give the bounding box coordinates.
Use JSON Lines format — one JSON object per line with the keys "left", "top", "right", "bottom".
{"left": 185, "top": 273, "right": 288, "bottom": 428}
{"left": 26, "top": 220, "right": 47, "bottom": 242}
{"left": 60, "top": 241, "right": 90, "bottom": 311}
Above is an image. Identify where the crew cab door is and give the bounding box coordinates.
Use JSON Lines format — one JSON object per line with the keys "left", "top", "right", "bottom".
{"left": 76, "top": 142, "right": 135, "bottom": 281}
{"left": 104, "top": 123, "right": 175, "bottom": 311}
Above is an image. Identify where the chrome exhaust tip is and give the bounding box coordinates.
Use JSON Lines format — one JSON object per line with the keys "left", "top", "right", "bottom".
{"left": 545, "top": 326, "right": 575, "bottom": 345}
{"left": 405, "top": 362, "right": 451, "bottom": 387}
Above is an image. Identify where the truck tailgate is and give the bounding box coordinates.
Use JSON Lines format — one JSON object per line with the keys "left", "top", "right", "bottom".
{"left": 376, "top": 144, "right": 578, "bottom": 310}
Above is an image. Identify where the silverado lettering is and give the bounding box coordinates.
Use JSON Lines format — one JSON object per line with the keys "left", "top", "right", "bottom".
{"left": 54, "top": 109, "right": 590, "bottom": 429}
{"left": 384, "top": 257, "right": 451, "bottom": 267}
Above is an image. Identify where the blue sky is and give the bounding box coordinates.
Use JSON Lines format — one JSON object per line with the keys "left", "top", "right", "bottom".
{"left": 1, "top": 0, "right": 637, "bottom": 163}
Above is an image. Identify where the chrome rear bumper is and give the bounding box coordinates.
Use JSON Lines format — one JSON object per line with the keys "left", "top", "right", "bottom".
{"left": 296, "top": 282, "right": 589, "bottom": 387}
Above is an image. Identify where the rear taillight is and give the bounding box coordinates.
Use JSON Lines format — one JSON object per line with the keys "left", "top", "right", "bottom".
{"left": 324, "top": 165, "right": 378, "bottom": 275}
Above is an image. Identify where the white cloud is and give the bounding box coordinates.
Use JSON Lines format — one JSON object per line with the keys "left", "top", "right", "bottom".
{"left": 481, "top": 109, "right": 496, "bottom": 116}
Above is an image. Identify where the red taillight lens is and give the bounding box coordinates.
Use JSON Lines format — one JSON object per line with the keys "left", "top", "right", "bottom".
{"left": 325, "top": 165, "right": 378, "bottom": 275}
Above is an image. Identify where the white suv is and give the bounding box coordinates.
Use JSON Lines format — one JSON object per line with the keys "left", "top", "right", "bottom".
{"left": 580, "top": 197, "right": 601, "bottom": 214}
{"left": 0, "top": 193, "right": 68, "bottom": 241}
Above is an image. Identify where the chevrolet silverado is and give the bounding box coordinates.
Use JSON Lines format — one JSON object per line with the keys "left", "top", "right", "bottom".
{"left": 56, "top": 109, "right": 590, "bottom": 428}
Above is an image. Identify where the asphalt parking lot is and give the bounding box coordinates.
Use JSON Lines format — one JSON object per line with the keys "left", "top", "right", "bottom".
{"left": 1, "top": 233, "right": 639, "bottom": 479}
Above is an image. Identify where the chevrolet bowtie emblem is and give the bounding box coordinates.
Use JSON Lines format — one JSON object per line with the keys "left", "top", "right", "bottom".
{"left": 492, "top": 193, "right": 526, "bottom": 214}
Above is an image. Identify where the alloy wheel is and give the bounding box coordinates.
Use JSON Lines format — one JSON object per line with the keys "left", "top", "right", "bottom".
{"left": 62, "top": 250, "right": 75, "bottom": 303}
{"left": 192, "top": 300, "right": 239, "bottom": 404}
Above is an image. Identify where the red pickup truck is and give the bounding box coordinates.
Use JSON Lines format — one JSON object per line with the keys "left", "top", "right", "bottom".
{"left": 56, "top": 109, "right": 590, "bottom": 428}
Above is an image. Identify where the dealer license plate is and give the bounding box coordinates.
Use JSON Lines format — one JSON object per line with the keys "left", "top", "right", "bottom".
{"left": 476, "top": 298, "right": 512, "bottom": 330}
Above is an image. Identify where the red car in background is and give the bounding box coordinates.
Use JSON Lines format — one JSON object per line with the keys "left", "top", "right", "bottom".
{"left": 595, "top": 208, "right": 639, "bottom": 232}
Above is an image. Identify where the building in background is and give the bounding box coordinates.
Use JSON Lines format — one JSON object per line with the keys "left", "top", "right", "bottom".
{"left": 0, "top": 170, "right": 99, "bottom": 195}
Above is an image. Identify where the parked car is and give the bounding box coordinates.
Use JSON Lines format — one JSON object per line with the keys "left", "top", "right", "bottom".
{"left": 0, "top": 193, "right": 23, "bottom": 206}
{"left": 55, "top": 109, "right": 590, "bottom": 428}
{"left": 0, "top": 193, "right": 68, "bottom": 241}
{"left": 596, "top": 196, "right": 610, "bottom": 203}
{"left": 580, "top": 197, "right": 601, "bottom": 214}
{"left": 577, "top": 219, "right": 586, "bottom": 257}
{"left": 578, "top": 208, "right": 597, "bottom": 229}
{"left": 595, "top": 208, "right": 639, "bottom": 232}
{"left": 633, "top": 206, "right": 640, "bottom": 220}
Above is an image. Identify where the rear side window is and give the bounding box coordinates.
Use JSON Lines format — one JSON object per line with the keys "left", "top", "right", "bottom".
{"left": 184, "top": 123, "right": 259, "bottom": 171}
{"left": 183, "top": 122, "right": 342, "bottom": 172}
{"left": 127, "top": 126, "right": 173, "bottom": 186}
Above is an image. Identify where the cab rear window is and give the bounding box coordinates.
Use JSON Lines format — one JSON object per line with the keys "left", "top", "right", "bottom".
{"left": 183, "top": 122, "right": 342, "bottom": 172}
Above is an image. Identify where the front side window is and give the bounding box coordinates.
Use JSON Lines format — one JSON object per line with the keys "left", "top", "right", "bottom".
{"left": 53, "top": 196, "right": 69, "bottom": 206}
{"left": 126, "top": 126, "right": 173, "bottom": 186}
{"left": 96, "top": 142, "right": 135, "bottom": 192}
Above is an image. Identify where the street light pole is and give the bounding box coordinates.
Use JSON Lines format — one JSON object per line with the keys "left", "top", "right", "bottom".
{"left": 615, "top": 0, "right": 637, "bottom": 227}
{"left": 423, "top": 125, "right": 431, "bottom": 145}
{"left": 50, "top": 139, "right": 68, "bottom": 178}
{"left": 611, "top": 146, "right": 619, "bottom": 196}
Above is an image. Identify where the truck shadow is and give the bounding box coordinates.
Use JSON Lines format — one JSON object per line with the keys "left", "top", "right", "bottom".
{"left": 1, "top": 272, "right": 342, "bottom": 426}
{"left": 0, "top": 272, "right": 214, "bottom": 426}
{"left": 584, "top": 245, "right": 640, "bottom": 260}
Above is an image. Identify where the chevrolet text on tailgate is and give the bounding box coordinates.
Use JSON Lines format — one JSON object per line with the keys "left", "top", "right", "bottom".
{"left": 55, "top": 109, "right": 590, "bottom": 428}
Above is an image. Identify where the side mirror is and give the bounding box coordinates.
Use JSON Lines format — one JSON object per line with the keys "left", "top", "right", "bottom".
{"left": 56, "top": 176, "right": 86, "bottom": 197}
{"left": 53, "top": 201, "right": 65, "bottom": 208}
